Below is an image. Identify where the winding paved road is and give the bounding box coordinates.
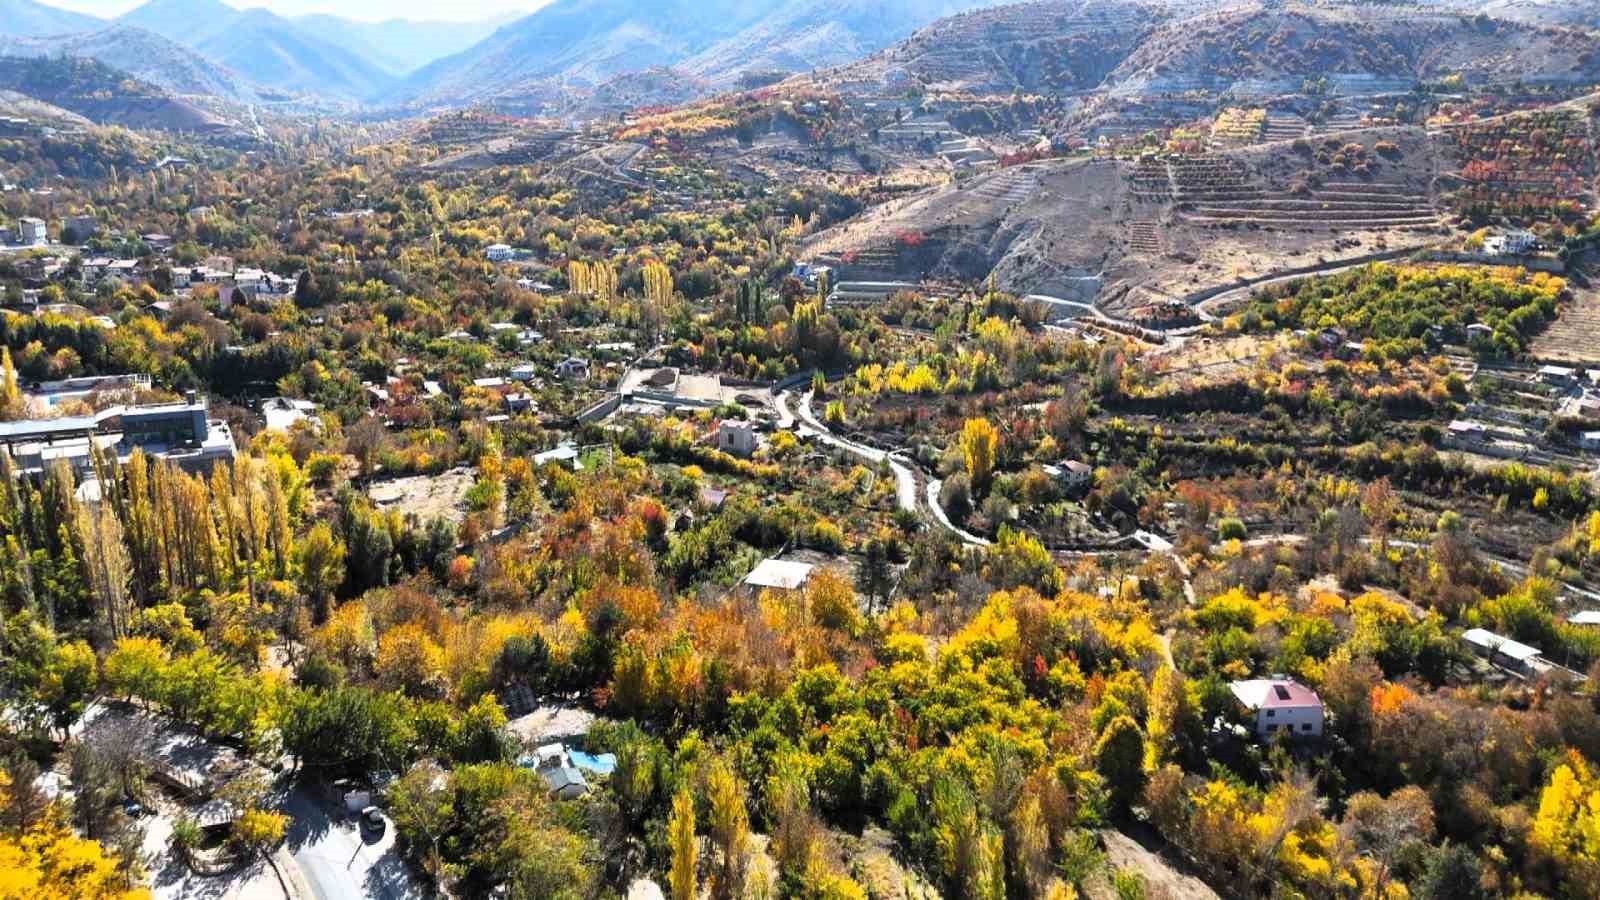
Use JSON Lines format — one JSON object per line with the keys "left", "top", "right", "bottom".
{"left": 925, "top": 479, "right": 991, "bottom": 546}
{"left": 787, "top": 389, "right": 920, "bottom": 514}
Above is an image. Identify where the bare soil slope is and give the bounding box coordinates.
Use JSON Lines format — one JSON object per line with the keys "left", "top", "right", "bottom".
{"left": 802, "top": 125, "right": 1449, "bottom": 314}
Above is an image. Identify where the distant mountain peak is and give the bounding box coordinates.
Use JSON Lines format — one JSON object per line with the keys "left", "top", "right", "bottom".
{"left": 0, "top": 0, "right": 105, "bottom": 38}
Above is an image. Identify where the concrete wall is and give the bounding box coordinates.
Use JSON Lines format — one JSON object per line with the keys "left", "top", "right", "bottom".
{"left": 576, "top": 394, "right": 621, "bottom": 423}
{"left": 1255, "top": 705, "right": 1322, "bottom": 738}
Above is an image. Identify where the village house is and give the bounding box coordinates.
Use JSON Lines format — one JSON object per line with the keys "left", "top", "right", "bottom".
{"left": 1229, "top": 677, "right": 1323, "bottom": 739}
{"left": 260, "top": 397, "right": 320, "bottom": 433}
{"left": 716, "top": 419, "right": 758, "bottom": 457}
{"left": 1485, "top": 229, "right": 1537, "bottom": 257}
{"left": 64, "top": 215, "right": 98, "bottom": 241}
{"left": 1443, "top": 419, "right": 1489, "bottom": 449}
{"left": 485, "top": 243, "right": 514, "bottom": 262}
{"left": 555, "top": 357, "right": 590, "bottom": 380}
{"left": 1048, "top": 460, "right": 1094, "bottom": 492}
{"left": 16, "top": 217, "right": 46, "bottom": 245}
{"left": 1463, "top": 627, "right": 1556, "bottom": 678}
{"left": 1539, "top": 364, "right": 1578, "bottom": 388}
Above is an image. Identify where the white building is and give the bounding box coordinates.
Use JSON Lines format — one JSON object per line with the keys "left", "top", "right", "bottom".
{"left": 1462, "top": 627, "right": 1550, "bottom": 677}
{"left": 16, "top": 217, "right": 46, "bottom": 245}
{"left": 1229, "top": 677, "right": 1323, "bottom": 739}
{"left": 1539, "top": 364, "right": 1577, "bottom": 387}
{"left": 1485, "top": 229, "right": 1537, "bottom": 257}
{"left": 261, "top": 397, "right": 319, "bottom": 433}
{"left": 1047, "top": 460, "right": 1093, "bottom": 491}
{"left": 485, "top": 243, "right": 514, "bottom": 262}
{"left": 717, "top": 420, "right": 758, "bottom": 457}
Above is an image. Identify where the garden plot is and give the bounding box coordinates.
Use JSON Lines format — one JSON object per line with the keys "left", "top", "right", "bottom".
{"left": 367, "top": 467, "right": 475, "bottom": 523}
{"left": 1149, "top": 333, "right": 1292, "bottom": 383}
{"left": 1531, "top": 282, "right": 1600, "bottom": 365}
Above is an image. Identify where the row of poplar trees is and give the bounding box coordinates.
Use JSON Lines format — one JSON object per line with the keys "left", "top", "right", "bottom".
{"left": 0, "top": 446, "right": 298, "bottom": 646}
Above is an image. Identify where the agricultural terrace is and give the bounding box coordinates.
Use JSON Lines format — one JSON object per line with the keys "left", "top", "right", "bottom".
{"left": 1210, "top": 107, "right": 1266, "bottom": 146}
{"left": 614, "top": 88, "right": 848, "bottom": 144}
{"left": 1446, "top": 108, "right": 1596, "bottom": 228}
{"left": 1235, "top": 264, "right": 1566, "bottom": 357}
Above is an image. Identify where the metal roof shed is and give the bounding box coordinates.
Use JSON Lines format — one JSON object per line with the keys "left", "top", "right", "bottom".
{"left": 743, "top": 558, "right": 815, "bottom": 591}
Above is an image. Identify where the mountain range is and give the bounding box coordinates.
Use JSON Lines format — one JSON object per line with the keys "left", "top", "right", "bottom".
{"left": 0, "top": 0, "right": 503, "bottom": 104}
{"left": 0, "top": 0, "right": 1597, "bottom": 116}
{"left": 0, "top": 0, "right": 992, "bottom": 109}
{"left": 389, "top": 0, "right": 989, "bottom": 107}
{"left": 0, "top": 0, "right": 101, "bottom": 36}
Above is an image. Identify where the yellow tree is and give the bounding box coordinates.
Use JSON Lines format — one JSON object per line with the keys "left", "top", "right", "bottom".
{"left": 960, "top": 418, "right": 999, "bottom": 494}
{"left": 643, "top": 260, "right": 673, "bottom": 305}
{"left": 0, "top": 772, "right": 150, "bottom": 899}
{"left": 1532, "top": 751, "right": 1600, "bottom": 874}
{"left": 0, "top": 348, "right": 21, "bottom": 421}
{"left": 668, "top": 786, "right": 697, "bottom": 900}
{"left": 705, "top": 757, "right": 749, "bottom": 900}
{"left": 77, "top": 503, "right": 132, "bottom": 641}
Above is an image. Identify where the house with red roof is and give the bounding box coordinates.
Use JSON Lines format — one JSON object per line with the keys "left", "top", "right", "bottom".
{"left": 1229, "top": 677, "right": 1323, "bottom": 739}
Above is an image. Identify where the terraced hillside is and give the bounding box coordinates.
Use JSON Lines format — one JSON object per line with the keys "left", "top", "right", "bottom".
{"left": 836, "top": 0, "right": 1166, "bottom": 95}
{"left": 821, "top": 0, "right": 1600, "bottom": 102}
{"left": 1106, "top": 3, "right": 1600, "bottom": 94}
{"left": 1442, "top": 105, "right": 1597, "bottom": 227}
{"left": 800, "top": 124, "right": 1449, "bottom": 315}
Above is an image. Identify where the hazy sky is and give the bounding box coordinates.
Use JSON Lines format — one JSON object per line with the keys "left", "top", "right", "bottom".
{"left": 45, "top": 0, "right": 550, "bottom": 22}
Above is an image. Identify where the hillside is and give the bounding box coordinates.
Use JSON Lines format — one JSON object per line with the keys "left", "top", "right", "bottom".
{"left": 387, "top": 0, "right": 987, "bottom": 108}
{"left": 824, "top": 0, "right": 1170, "bottom": 96}
{"left": 816, "top": 0, "right": 1600, "bottom": 100}
{"left": 800, "top": 124, "right": 1450, "bottom": 316}
{"left": 0, "top": 26, "right": 264, "bottom": 104}
{"left": 0, "top": 54, "right": 232, "bottom": 130}
{"left": 0, "top": 0, "right": 102, "bottom": 38}
{"left": 118, "top": 0, "right": 395, "bottom": 102}
{"left": 1104, "top": 3, "right": 1600, "bottom": 95}
{"left": 0, "top": 88, "right": 91, "bottom": 128}
{"left": 1482, "top": 0, "right": 1600, "bottom": 30}
{"left": 677, "top": 0, "right": 990, "bottom": 87}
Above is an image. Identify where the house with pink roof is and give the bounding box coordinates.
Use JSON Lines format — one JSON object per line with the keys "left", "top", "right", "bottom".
{"left": 1230, "top": 677, "right": 1323, "bottom": 739}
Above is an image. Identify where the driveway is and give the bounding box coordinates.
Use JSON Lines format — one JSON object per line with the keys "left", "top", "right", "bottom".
{"left": 279, "top": 785, "right": 431, "bottom": 900}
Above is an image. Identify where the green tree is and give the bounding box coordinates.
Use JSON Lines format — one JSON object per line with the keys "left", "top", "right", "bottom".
{"left": 1095, "top": 715, "right": 1146, "bottom": 818}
